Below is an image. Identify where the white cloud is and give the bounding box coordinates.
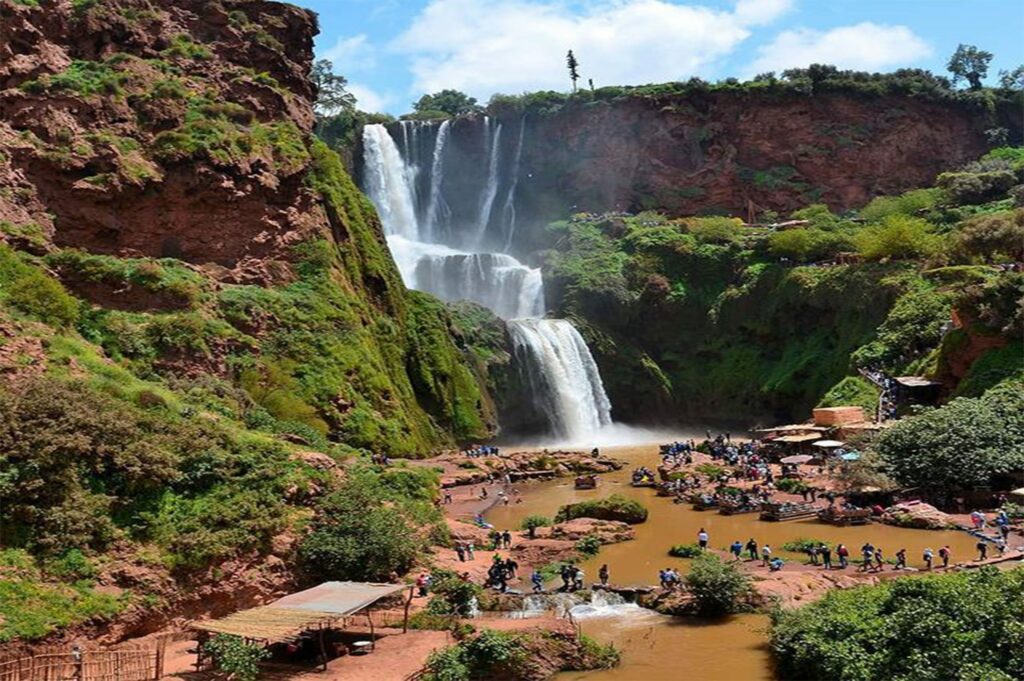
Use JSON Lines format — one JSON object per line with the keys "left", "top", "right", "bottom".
{"left": 321, "top": 33, "right": 375, "bottom": 72}
{"left": 745, "top": 22, "right": 931, "bottom": 76}
{"left": 390, "top": 0, "right": 793, "bottom": 99}
{"left": 347, "top": 82, "right": 391, "bottom": 112}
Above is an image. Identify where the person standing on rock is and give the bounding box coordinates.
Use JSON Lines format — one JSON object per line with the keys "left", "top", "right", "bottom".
{"left": 761, "top": 544, "right": 772, "bottom": 567}
{"left": 746, "top": 538, "right": 758, "bottom": 561}
{"left": 820, "top": 544, "right": 832, "bottom": 569}
{"left": 599, "top": 564, "right": 610, "bottom": 585}
{"left": 859, "top": 543, "right": 874, "bottom": 572}
{"left": 837, "top": 544, "right": 849, "bottom": 569}
{"left": 730, "top": 540, "right": 743, "bottom": 561}
{"left": 923, "top": 547, "right": 934, "bottom": 570}
{"left": 939, "top": 545, "right": 950, "bottom": 568}
{"left": 466, "top": 542, "right": 475, "bottom": 561}
{"left": 895, "top": 548, "right": 907, "bottom": 570}
{"left": 502, "top": 530, "right": 513, "bottom": 549}
{"left": 531, "top": 569, "right": 544, "bottom": 593}
{"left": 698, "top": 528, "right": 709, "bottom": 551}
{"left": 873, "top": 547, "right": 884, "bottom": 571}
{"left": 976, "top": 540, "right": 988, "bottom": 561}
{"left": 455, "top": 544, "right": 466, "bottom": 562}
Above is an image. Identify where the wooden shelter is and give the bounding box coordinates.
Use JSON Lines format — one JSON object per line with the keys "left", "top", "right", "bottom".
{"left": 192, "top": 581, "right": 410, "bottom": 670}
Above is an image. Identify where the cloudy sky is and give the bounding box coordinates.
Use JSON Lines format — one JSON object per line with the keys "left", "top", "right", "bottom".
{"left": 299, "top": 0, "right": 1024, "bottom": 114}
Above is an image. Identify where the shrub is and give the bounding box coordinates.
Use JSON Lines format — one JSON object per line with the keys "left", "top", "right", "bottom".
{"left": 775, "top": 478, "right": 810, "bottom": 495}
{"left": 204, "top": 635, "right": 269, "bottom": 681}
{"left": 554, "top": 495, "right": 648, "bottom": 524}
{"left": 683, "top": 216, "right": 744, "bottom": 245}
{"left": 668, "top": 543, "right": 703, "bottom": 558}
{"left": 771, "top": 567, "right": 1024, "bottom": 681}
{"left": 872, "top": 381, "right": 1024, "bottom": 493}
{"left": 851, "top": 284, "right": 950, "bottom": 371}
{"left": 298, "top": 477, "right": 424, "bottom": 581}
{"left": 767, "top": 228, "right": 849, "bottom": 262}
{"left": 520, "top": 515, "right": 551, "bottom": 539}
{"left": 860, "top": 188, "right": 942, "bottom": 221}
{"left": 779, "top": 538, "right": 828, "bottom": 553}
{"left": 818, "top": 376, "right": 880, "bottom": 415}
{"left": 854, "top": 215, "right": 939, "bottom": 260}
{"left": 425, "top": 569, "right": 482, "bottom": 617}
{"left": 423, "top": 630, "right": 526, "bottom": 681}
{"left": 0, "top": 245, "right": 79, "bottom": 327}
{"left": 684, "top": 553, "right": 752, "bottom": 616}
{"left": 937, "top": 170, "right": 1017, "bottom": 205}
{"left": 575, "top": 535, "right": 602, "bottom": 557}
{"left": 952, "top": 209, "right": 1024, "bottom": 262}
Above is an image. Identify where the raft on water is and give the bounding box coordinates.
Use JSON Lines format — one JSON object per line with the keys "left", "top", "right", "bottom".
{"left": 818, "top": 505, "right": 872, "bottom": 526}
{"left": 574, "top": 475, "right": 598, "bottom": 489}
{"left": 759, "top": 501, "right": 818, "bottom": 521}
{"left": 509, "top": 470, "right": 558, "bottom": 482}
{"left": 719, "top": 500, "right": 760, "bottom": 515}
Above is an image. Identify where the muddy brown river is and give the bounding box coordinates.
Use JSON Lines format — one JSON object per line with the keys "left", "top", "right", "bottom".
{"left": 485, "top": 441, "right": 979, "bottom": 681}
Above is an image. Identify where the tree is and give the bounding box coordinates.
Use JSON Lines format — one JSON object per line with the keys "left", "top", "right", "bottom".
{"left": 411, "top": 89, "right": 480, "bottom": 117}
{"left": 998, "top": 65, "right": 1024, "bottom": 90}
{"left": 204, "top": 635, "right": 270, "bottom": 681}
{"left": 947, "top": 44, "right": 993, "bottom": 90}
{"left": 309, "top": 59, "right": 356, "bottom": 116}
{"left": 566, "top": 50, "right": 580, "bottom": 92}
{"left": 684, "top": 553, "right": 752, "bottom": 616}
{"left": 520, "top": 514, "right": 551, "bottom": 539}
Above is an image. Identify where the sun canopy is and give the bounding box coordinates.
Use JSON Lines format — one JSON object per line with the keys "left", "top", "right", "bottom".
{"left": 840, "top": 452, "right": 861, "bottom": 461}
{"left": 813, "top": 440, "right": 845, "bottom": 448}
{"left": 191, "top": 581, "right": 407, "bottom": 643}
{"left": 895, "top": 376, "right": 941, "bottom": 388}
{"left": 775, "top": 433, "right": 821, "bottom": 443}
{"left": 757, "top": 424, "right": 828, "bottom": 433}
{"left": 781, "top": 454, "right": 813, "bottom": 464}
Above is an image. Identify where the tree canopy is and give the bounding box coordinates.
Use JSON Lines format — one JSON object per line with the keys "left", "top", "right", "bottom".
{"left": 947, "top": 44, "right": 993, "bottom": 90}
{"left": 310, "top": 59, "right": 356, "bottom": 116}
{"left": 412, "top": 89, "right": 480, "bottom": 117}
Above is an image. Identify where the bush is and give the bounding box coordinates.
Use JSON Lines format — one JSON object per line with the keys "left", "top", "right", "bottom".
{"left": 851, "top": 284, "right": 950, "bottom": 371}
{"left": 298, "top": 476, "right": 424, "bottom": 581}
{"left": 860, "top": 188, "right": 942, "bottom": 221}
{"left": 0, "top": 245, "right": 79, "bottom": 327}
{"left": 952, "top": 209, "right": 1024, "bottom": 262}
{"left": 668, "top": 543, "right": 703, "bottom": 558}
{"left": 818, "top": 376, "right": 880, "bottom": 415}
{"left": 554, "top": 495, "right": 648, "bottom": 524}
{"left": 766, "top": 228, "right": 849, "bottom": 263}
{"left": 684, "top": 553, "right": 752, "bottom": 616}
{"left": 520, "top": 515, "right": 551, "bottom": 539}
{"left": 854, "top": 215, "right": 939, "bottom": 260}
{"left": 771, "top": 567, "right": 1024, "bottom": 681}
{"left": 872, "top": 381, "right": 1024, "bottom": 493}
{"left": 937, "top": 170, "right": 1017, "bottom": 205}
{"left": 426, "top": 569, "right": 482, "bottom": 617}
{"left": 423, "top": 630, "right": 526, "bottom": 681}
{"left": 775, "top": 478, "right": 810, "bottom": 495}
{"left": 575, "top": 535, "right": 602, "bottom": 556}
{"left": 204, "top": 635, "right": 269, "bottom": 681}
{"left": 779, "top": 538, "right": 828, "bottom": 553}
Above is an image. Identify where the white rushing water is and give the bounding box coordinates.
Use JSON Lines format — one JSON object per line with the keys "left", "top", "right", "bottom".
{"left": 361, "top": 120, "right": 614, "bottom": 442}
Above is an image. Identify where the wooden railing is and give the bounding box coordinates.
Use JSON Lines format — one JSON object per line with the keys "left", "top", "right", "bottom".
{"left": 0, "top": 643, "right": 164, "bottom": 681}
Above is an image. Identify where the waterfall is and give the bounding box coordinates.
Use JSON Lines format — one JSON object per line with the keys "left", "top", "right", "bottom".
{"left": 361, "top": 124, "right": 418, "bottom": 239}
{"left": 502, "top": 117, "right": 526, "bottom": 251}
{"left": 508, "top": 318, "right": 612, "bottom": 440}
{"left": 423, "top": 120, "right": 451, "bottom": 242}
{"left": 361, "top": 119, "right": 614, "bottom": 442}
{"left": 475, "top": 117, "right": 503, "bottom": 248}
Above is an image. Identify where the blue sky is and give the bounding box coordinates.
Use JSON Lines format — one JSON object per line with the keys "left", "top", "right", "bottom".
{"left": 297, "top": 0, "right": 1024, "bottom": 114}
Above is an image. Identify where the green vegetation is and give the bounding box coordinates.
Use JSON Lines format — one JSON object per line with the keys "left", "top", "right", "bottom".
{"left": 425, "top": 569, "right": 483, "bottom": 617}
{"left": 20, "top": 60, "right": 130, "bottom": 97}
{"left": 203, "top": 635, "right": 269, "bottom": 681}
{"left": 554, "top": 494, "right": 648, "bottom": 524}
{"left": 684, "top": 553, "right": 752, "bottom": 616}
{"left": 520, "top": 515, "right": 552, "bottom": 538}
{"left": 771, "top": 567, "right": 1024, "bottom": 681}
{"left": 779, "top": 538, "right": 828, "bottom": 553}
{"left": 0, "top": 245, "right": 79, "bottom": 328}
{"left": 774, "top": 478, "right": 811, "bottom": 495}
{"left": 411, "top": 89, "right": 481, "bottom": 118}
{"left": 668, "top": 543, "right": 703, "bottom": 558}
{"left": 0, "top": 549, "right": 123, "bottom": 642}
{"left": 872, "top": 380, "right": 1024, "bottom": 494}
{"left": 817, "top": 376, "right": 879, "bottom": 415}
{"left": 575, "top": 535, "right": 602, "bottom": 556}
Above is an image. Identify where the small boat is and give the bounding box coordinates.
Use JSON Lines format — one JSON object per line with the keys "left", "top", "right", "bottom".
{"left": 719, "top": 499, "right": 760, "bottom": 515}
{"left": 759, "top": 501, "right": 818, "bottom": 521}
{"left": 574, "top": 474, "right": 598, "bottom": 490}
{"left": 690, "top": 494, "right": 719, "bottom": 511}
{"left": 817, "top": 505, "right": 872, "bottom": 526}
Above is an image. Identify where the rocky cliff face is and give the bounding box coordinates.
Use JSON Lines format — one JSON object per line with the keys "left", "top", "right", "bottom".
{"left": 0, "top": 0, "right": 494, "bottom": 453}
{"left": 377, "top": 92, "right": 1005, "bottom": 256}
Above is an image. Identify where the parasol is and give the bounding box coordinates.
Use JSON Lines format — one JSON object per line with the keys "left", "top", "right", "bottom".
{"left": 780, "top": 454, "right": 813, "bottom": 464}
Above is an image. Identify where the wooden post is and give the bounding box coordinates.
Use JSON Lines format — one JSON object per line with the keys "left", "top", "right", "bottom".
{"left": 402, "top": 586, "right": 414, "bottom": 634}
{"left": 317, "top": 627, "right": 327, "bottom": 672}
{"left": 368, "top": 610, "right": 376, "bottom": 652}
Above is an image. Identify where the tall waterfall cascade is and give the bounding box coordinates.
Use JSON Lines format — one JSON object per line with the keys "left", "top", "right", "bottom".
{"left": 361, "top": 119, "right": 613, "bottom": 441}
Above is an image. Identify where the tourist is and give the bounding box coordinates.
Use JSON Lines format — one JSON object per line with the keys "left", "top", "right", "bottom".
{"left": 505, "top": 556, "right": 518, "bottom": 578}
{"left": 574, "top": 566, "right": 585, "bottom": 591}
{"left": 659, "top": 568, "right": 669, "bottom": 589}
{"left": 859, "top": 543, "right": 874, "bottom": 572}
{"left": 873, "top": 547, "right": 884, "bottom": 571}
{"left": 995, "top": 537, "right": 1007, "bottom": 556}
{"left": 502, "top": 530, "right": 513, "bottom": 549}
{"left": 443, "top": 490, "right": 453, "bottom": 504}
{"left": 455, "top": 544, "right": 466, "bottom": 562}
{"left": 769, "top": 557, "right": 784, "bottom": 572}
{"left": 837, "top": 544, "right": 849, "bottom": 569}
{"left": 923, "top": 547, "right": 934, "bottom": 570}
{"left": 466, "top": 543, "right": 475, "bottom": 561}
{"left": 489, "top": 530, "right": 501, "bottom": 550}
{"left": 970, "top": 510, "right": 985, "bottom": 530}
{"left": 531, "top": 570, "right": 544, "bottom": 593}
{"left": 416, "top": 573, "right": 429, "bottom": 597}
{"left": 746, "top": 538, "right": 759, "bottom": 561}
{"left": 698, "top": 528, "right": 709, "bottom": 550}
{"left": 479, "top": 487, "right": 488, "bottom": 500}
{"left": 761, "top": 544, "right": 772, "bottom": 567}
{"left": 938, "top": 545, "right": 950, "bottom": 568}
{"left": 807, "top": 545, "right": 819, "bottom": 566}
{"left": 730, "top": 540, "right": 743, "bottom": 561}
{"left": 895, "top": 548, "right": 907, "bottom": 570}
{"left": 599, "top": 564, "right": 610, "bottom": 585}
{"left": 820, "top": 544, "right": 832, "bottom": 569}
{"left": 560, "top": 564, "right": 573, "bottom": 591}
{"left": 976, "top": 540, "right": 988, "bottom": 561}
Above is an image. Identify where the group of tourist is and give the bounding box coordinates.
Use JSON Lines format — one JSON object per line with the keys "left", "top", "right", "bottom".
{"left": 462, "top": 445, "right": 501, "bottom": 458}
{"left": 485, "top": 554, "right": 519, "bottom": 592}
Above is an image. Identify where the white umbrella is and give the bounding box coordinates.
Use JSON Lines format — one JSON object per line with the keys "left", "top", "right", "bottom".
{"left": 780, "top": 454, "right": 813, "bottom": 464}
{"left": 813, "top": 440, "right": 845, "bottom": 448}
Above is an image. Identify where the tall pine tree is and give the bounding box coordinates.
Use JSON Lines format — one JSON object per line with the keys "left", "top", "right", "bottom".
{"left": 566, "top": 50, "right": 580, "bottom": 93}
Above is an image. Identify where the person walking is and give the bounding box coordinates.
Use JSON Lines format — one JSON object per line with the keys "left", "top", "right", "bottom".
{"left": 923, "top": 547, "right": 934, "bottom": 570}
{"left": 938, "top": 545, "right": 950, "bottom": 568}
{"left": 859, "top": 543, "right": 874, "bottom": 572}
{"left": 874, "top": 547, "right": 884, "bottom": 571}
{"left": 466, "top": 542, "right": 475, "bottom": 561}
{"left": 837, "top": 544, "right": 849, "bottom": 569}
{"left": 455, "top": 543, "right": 466, "bottom": 562}
{"left": 531, "top": 569, "right": 544, "bottom": 593}
{"left": 502, "top": 530, "right": 513, "bottom": 549}
{"left": 730, "top": 540, "right": 743, "bottom": 561}
{"left": 895, "top": 548, "right": 907, "bottom": 570}
{"left": 761, "top": 544, "right": 772, "bottom": 567}
{"left": 746, "top": 538, "right": 758, "bottom": 561}
{"left": 976, "top": 540, "right": 988, "bottom": 561}
{"left": 698, "top": 528, "right": 709, "bottom": 551}
{"left": 599, "top": 564, "right": 610, "bottom": 585}
{"left": 820, "top": 544, "right": 832, "bottom": 569}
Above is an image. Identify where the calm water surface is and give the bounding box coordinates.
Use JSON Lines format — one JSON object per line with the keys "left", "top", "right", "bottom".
{"left": 485, "top": 441, "right": 978, "bottom": 681}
